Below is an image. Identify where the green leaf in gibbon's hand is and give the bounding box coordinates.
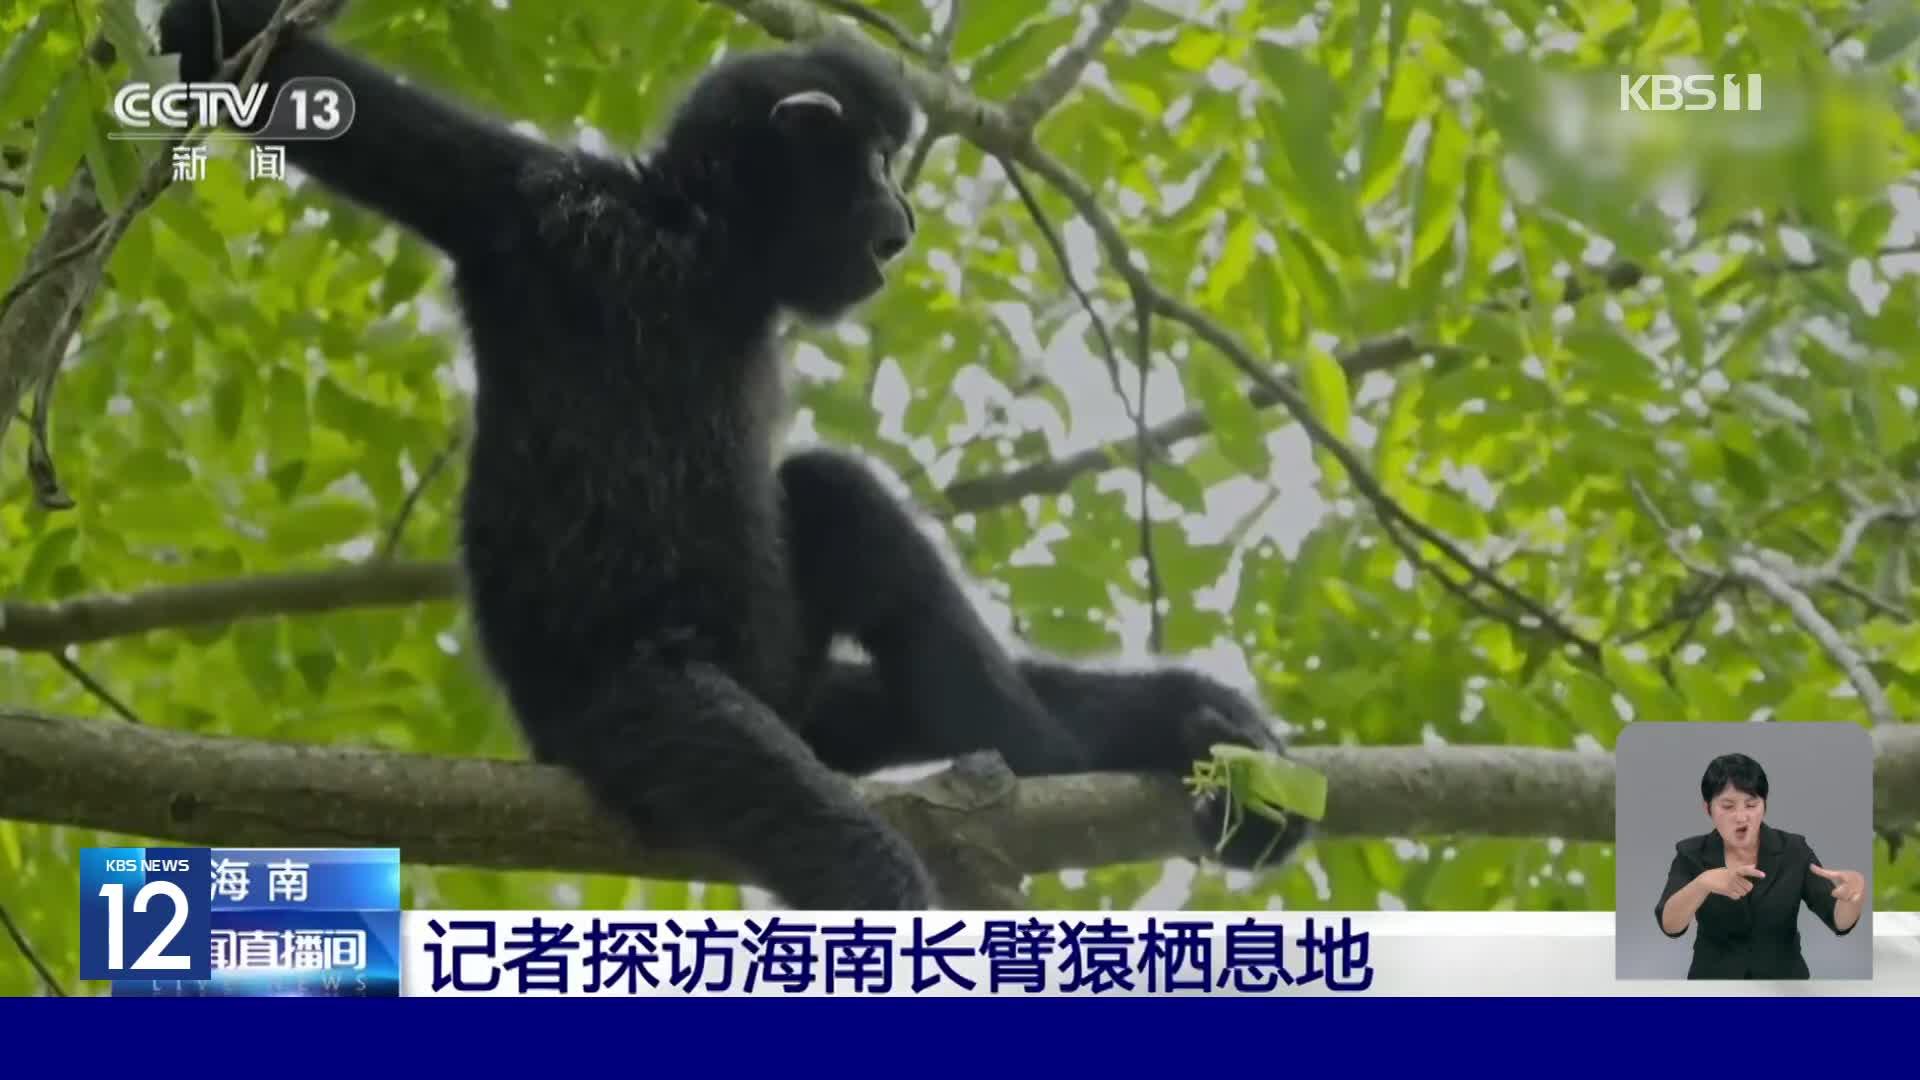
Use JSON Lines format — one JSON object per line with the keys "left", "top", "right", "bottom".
{"left": 1205, "top": 743, "right": 1329, "bottom": 822}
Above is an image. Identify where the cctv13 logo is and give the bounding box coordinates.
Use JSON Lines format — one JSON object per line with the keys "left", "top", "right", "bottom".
{"left": 80, "top": 848, "right": 212, "bottom": 981}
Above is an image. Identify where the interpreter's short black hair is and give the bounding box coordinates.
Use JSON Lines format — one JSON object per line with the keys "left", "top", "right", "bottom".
{"left": 1700, "top": 753, "right": 1769, "bottom": 804}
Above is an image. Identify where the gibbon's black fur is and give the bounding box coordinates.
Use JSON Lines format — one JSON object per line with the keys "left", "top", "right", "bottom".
{"left": 158, "top": 0, "right": 1312, "bottom": 908}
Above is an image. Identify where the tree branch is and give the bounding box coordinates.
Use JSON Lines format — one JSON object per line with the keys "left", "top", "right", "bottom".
{"left": 1730, "top": 552, "right": 1899, "bottom": 727}
{"left": 813, "top": 0, "right": 931, "bottom": 59}
{"left": 941, "top": 331, "right": 1437, "bottom": 513}
{"left": 0, "top": 561, "right": 462, "bottom": 652}
{"left": 0, "top": 898, "right": 66, "bottom": 996}
{"left": 1005, "top": 0, "right": 1130, "bottom": 132}
{"left": 1634, "top": 484, "right": 1913, "bottom": 727}
{"left": 12, "top": 711, "right": 1912, "bottom": 889}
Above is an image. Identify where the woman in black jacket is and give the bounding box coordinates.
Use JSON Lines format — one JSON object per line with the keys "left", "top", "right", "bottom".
{"left": 1654, "top": 753, "right": 1868, "bottom": 979}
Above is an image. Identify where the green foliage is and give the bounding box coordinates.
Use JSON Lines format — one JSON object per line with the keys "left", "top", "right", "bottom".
{"left": 1, "top": 0, "right": 1918, "bottom": 994}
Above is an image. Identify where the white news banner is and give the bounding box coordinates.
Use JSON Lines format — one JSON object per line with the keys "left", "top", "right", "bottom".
{"left": 395, "top": 910, "right": 1920, "bottom": 996}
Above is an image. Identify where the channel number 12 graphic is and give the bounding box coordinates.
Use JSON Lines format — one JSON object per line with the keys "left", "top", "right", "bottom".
{"left": 80, "top": 848, "right": 214, "bottom": 981}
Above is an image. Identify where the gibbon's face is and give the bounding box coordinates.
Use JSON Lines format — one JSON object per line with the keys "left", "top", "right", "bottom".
{"left": 763, "top": 89, "right": 916, "bottom": 321}
{"left": 1705, "top": 783, "right": 1765, "bottom": 852}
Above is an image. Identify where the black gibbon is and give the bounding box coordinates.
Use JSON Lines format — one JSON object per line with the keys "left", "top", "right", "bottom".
{"left": 157, "top": 0, "right": 1311, "bottom": 908}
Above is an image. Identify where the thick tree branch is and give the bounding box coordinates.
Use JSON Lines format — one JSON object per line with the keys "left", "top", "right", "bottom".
{"left": 11, "top": 711, "right": 1913, "bottom": 888}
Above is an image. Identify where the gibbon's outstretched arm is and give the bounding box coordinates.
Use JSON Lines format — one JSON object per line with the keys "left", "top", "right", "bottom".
{"left": 157, "top": 0, "right": 561, "bottom": 260}
{"left": 780, "top": 449, "right": 1314, "bottom": 873}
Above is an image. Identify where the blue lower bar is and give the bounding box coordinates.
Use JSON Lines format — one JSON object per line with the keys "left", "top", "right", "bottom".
{"left": 2, "top": 996, "right": 1911, "bottom": 1074}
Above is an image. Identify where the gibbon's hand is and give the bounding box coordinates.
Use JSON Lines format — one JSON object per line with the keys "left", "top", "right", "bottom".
{"left": 1810, "top": 864, "right": 1867, "bottom": 904}
{"left": 1697, "top": 864, "right": 1765, "bottom": 899}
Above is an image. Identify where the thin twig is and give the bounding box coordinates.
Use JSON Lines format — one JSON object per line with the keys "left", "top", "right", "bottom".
{"left": 999, "top": 160, "right": 1126, "bottom": 400}
{"left": 935, "top": 0, "right": 963, "bottom": 57}
{"left": 1131, "top": 283, "right": 1162, "bottom": 653}
{"left": 51, "top": 651, "right": 144, "bottom": 724}
{"left": 381, "top": 428, "right": 464, "bottom": 558}
{"left": 995, "top": 143, "right": 1599, "bottom": 657}
{"left": 998, "top": 157, "right": 1164, "bottom": 645}
{"left": 900, "top": 124, "right": 944, "bottom": 190}
{"left": 1006, "top": 0, "right": 1131, "bottom": 131}
{"left": 0, "top": 900, "right": 66, "bottom": 996}
{"left": 1627, "top": 475, "right": 1721, "bottom": 577}
{"left": 1828, "top": 576, "right": 1911, "bottom": 623}
{"left": 899, "top": 3, "right": 960, "bottom": 211}
{"left": 815, "top": 0, "right": 932, "bottom": 58}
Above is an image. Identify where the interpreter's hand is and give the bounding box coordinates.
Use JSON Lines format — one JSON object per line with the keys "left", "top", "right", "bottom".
{"left": 1810, "top": 864, "right": 1867, "bottom": 904}
{"left": 1697, "top": 864, "right": 1765, "bottom": 899}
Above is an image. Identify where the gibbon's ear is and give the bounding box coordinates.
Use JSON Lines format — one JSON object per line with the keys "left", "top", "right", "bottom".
{"left": 770, "top": 89, "right": 844, "bottom": 130}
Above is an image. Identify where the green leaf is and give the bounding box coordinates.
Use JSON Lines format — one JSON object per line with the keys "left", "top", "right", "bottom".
{"left": 0, "top": 12, "right": 53, "bottom": 119}
{"left": 1204, "top": 216, "right": 1259, "bottom": 306}
{"left": 383, "top": 241, "right": 438, "bottom": 306}
{"left": 1169, "top": 30, "right": 1226, "bottom": 71}
{"left": 1603, "top": 645, "right": 1686, "bottom": 721}
{"left": 1665, "top": 273, "right": 1706, "bottom": 366}
{"left": 270, "top": 497, "right": 375, "bottom": 554}
{"left": 1410, "top": 107, "right": 1470, "bottom": 269}
{"left": 1673, "top": 663, "right": 1743, "bottom": 722}
{"left": 1210, "top": 744, "right": 1329, "bottom": 822}
{"left": 154, "top": 196, "right": 235, "bottom": 275}
{"left": 1482, "top": 684, "right": 1561, "bottom": 744}
{"left": 1565, "top": 324, "right": 1662, "bottom": 398}
{"left": 971, "top": 15, "right": 1082, "bottom": 101}
{"left": 1559, "top": 666, "right": 1624, "bottom": 741}
{"left": 1000, "top": 563, "right": 1113, "bottom": 615}
{"left": 1253, "top": 45, "right": 1365, "bottom": 257}
{"left": 266, "top": 367, "right": 311, "bottom": 469}
{"left": 1695, "top": 0, "right": 1731, "bottom": 58}
{"left": 952, "top": 5, "right": 1036, "bottom": 60}
{"left": 25, "top": 68, "right": 91, "bottom": 194}
{"left": 1301, "top": 342, "right": 1352, "bottom": 446}
{"left": 118, "top": 448, "right": 194, "bottom": 487}
{"left": 1744, "top": 7, "right": 1809, "bottom": 64}
{"left": 1866, "top": 371, "right": 1919, "bottom": 456}
{"left": 1186, "top": 354, "right": 1270, "bottom": 475}
{"left": 1738, "top": 383, "right": 1812, "bottom": 426}
{"left": 1866, "top": 12, "right": 1920, "bottom": 65}
{"left": 1773, "top": 682, "right": 1843, "bottom": 724}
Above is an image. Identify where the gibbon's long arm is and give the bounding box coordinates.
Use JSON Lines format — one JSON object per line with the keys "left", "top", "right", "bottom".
{"left": 158, "top": 0, "right": 563, "bottom": 260}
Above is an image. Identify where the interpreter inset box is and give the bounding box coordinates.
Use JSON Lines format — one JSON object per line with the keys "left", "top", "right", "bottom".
{"left": 1614, "top": 722, "right": 1872, "bottom": 981}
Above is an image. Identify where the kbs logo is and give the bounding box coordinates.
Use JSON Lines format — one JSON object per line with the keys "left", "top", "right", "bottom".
{"left": 1619, "top": 73, "right": 1763, "bottom": 111}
